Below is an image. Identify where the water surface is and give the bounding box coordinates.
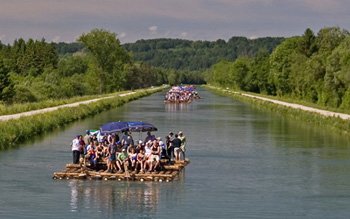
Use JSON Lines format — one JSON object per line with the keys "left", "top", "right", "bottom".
{"left": 1, "top": 88, "right": 350, "bottom": 219}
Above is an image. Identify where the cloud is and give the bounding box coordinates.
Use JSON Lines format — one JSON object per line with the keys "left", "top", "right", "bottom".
{"left": 0, "top": 34, "right": 6, "bottom": 42}
{"left": 180, "top": 32, "right": 188, "bottom": 38}
{"left": 51, "top": 36, "right": 61, "bottom": 43}
{"left": 149, "top": 26, "right": 158, "bottom": 35}
{"left": 118, "top": 32, "right": 126, "bottom": 39}
{"left": 1, "top": 0, "right": 350, "bottom": 44}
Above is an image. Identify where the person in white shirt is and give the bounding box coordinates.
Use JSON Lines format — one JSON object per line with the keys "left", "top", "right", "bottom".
{"left": 71, "top": 135, "right": 83, "bottom": 164}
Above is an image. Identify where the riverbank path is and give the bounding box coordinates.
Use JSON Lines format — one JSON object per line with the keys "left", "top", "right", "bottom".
{"left": 0, "top": 90, "right": 145, "bottom": 122}
{"left": 212, "top": 86, "right": 350, "bottom": 120}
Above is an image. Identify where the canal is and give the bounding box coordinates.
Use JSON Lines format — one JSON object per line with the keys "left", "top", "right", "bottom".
{"left": 1, "top": 87, "right": 350, "bottom": 219}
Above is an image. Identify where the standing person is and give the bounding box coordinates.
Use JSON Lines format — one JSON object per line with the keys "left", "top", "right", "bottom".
{"left": 172, "top": 134, "right": 182, "bottom": 161}
{"left": 167, "top": 132, "right": 174, "bottom": 161}
{"left": 144, "top": 131, "right": 156, "bottom": 143}
{"left": 106, "top": 138, "right": 117, "bottom": 173}
{"left": 71, "top": 135, "right": 83, "bottom": 164}
{"left": 83, "top": 130, "right": 90, "bottom": 148}
{"left": 158, "top": 137, "right": 168, "bottom": 160}
{"left": 121, "top": 131, "right": 134, "bottom": 149}
{"left": 178, "top": 131, "right": 186, "bottom": 160}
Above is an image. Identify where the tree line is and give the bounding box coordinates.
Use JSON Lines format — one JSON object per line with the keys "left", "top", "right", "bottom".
{"left": 206, "top": 27, "right": 350, "bottom": 109}
{"left": 123, "top": 37, "right": 284, "bottom": 71}
{"left": 0, "top": 29, "right": 282, "bottom": 104}
{"left": 0, "top": 29, "right": 171, "bottom": 103}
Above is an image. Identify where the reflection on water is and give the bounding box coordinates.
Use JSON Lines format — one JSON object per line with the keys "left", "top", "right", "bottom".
{"left": 164, "top": 102, "right": 197, "bottom": 112}
{"left": 68, "top": 180, "right": 160, "bottom": 217}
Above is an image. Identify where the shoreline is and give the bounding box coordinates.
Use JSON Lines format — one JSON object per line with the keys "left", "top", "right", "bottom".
{"left": 205, "top": 85, "right": 350, "bottom": 135}
{"left": 0, "top": 87, "right": 163, "bottom": 122}
{"left": 0, "top": 86, "right": 165, "bottom": 151}
{"left": 206, "top": 85, "right": 350, "bottom": 120}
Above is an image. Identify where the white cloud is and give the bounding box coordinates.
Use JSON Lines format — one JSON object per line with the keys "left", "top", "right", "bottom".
{"left": 249, "top": 35, "right": 258, "bottom": 40}
{"left": 0, "top": 34, "right": 6, "bottom": 41}
{"left": 180, "top": 32, "right": 188, "bottom": 38}
{"left": 149, "top": 26, "right": 158, "bottom": 35}
{"left": 118, "top": 32, "right": 126, "bottom": 39}
{"left": 51, "top": 35, "right": 61, "bottom": 43}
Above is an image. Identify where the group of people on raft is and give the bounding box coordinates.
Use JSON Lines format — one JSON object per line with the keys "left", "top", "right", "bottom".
{"left": 164, "top": 85, "right": 200, "bottom": 103}
{"left": 71, "top": 130, "right": 186, "bottom": 173}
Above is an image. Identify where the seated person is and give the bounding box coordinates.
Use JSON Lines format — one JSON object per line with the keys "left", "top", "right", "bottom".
{"left": 135, "top": 140, "right": 144, "bottom": 153}
{"left": 148, "top": 140, "right": 161, "bottom": 172}
{"left": 116, "top": 148, "right": 129, "bottom": 173}
{"left": 128, "top": 147, "right": 137, "bottom": 171}
{"left": 136, "top": 149, "right": 146, "bottom": 173}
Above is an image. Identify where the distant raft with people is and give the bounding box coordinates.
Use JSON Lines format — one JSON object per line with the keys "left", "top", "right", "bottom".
{"left": 53, "top": 121, "right": 189, "bottom": 182}
{"left": 164, "top": 85, "right": 200, "bottom": 103}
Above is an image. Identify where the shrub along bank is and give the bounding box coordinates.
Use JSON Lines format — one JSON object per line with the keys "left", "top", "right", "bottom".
{"left": 206, "top": 85, "right": 350, "bottom": 136}
{"left": 0, "top": 87, "right": 162, "bottom": 151}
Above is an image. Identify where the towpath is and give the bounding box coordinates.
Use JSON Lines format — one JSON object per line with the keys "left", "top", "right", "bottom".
{"left": 0, "top": 91, "right": 139, "bottom": 122}
{"left": 214, "top": 87, "right": 350, "bottom": 120}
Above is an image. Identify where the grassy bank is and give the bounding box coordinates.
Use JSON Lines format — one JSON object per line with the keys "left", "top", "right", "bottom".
{"left": 0, "top": 90, "right": 143, "bottom": 116}
{"left": 205, "top": 85, "right": 350, "bottom": 135}
{"left": 0, "top": 87, "right": 163, "bottom": 151}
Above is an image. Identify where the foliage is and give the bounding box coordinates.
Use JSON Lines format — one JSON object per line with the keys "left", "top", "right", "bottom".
{"left": 78, "top": 29, "right": 131, "bottom": 93}
{"left": 206, "top": 26, "right": 350, "bottom": 110}
{"left": 123, "top": 37, "right": 284, "bottom": 71}
{"left": 0, "top": 29, "right": 170, "bottom": 103}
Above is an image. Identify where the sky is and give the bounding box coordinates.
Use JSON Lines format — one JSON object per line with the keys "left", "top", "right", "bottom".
{"left": 0, "top": 0, "right": 350, "bottom": 44}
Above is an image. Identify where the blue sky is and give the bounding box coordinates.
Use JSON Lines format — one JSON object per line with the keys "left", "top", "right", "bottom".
{"left": 0, "top": 0, "right": 349, "bottom": 44}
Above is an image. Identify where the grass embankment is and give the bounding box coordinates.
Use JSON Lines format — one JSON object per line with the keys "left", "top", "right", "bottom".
{"left": 0, "top": 87, "right": 163, "bottom": 151}
{"left": 205, "top": 85, "right": 350, "bottom": 135}
{"left": 0, "top": 91, "right": 133, "bottom": 116}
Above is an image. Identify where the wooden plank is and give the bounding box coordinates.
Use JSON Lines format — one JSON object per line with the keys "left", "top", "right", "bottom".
{"left": 163, "top": 165, "right": 182, "bottom": 170}
{"left": 66, "top": 163, "right": 81, "bottom": 168}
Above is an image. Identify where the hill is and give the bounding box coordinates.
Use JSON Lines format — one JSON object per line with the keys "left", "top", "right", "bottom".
{"left": 122, "top": 37, "right": 284, "bottom": 71}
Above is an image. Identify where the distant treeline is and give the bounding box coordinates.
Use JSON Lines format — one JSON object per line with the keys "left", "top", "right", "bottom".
{"left": 206, "top": 27, "right": 350, "bottom": 109}
{"left": 123, "top": 37, "right": 284, "bottom": 71}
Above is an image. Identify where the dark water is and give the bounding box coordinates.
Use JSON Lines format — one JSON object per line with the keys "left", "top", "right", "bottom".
{"left": 1, "top": 88, "right": 350, "bottom": 219}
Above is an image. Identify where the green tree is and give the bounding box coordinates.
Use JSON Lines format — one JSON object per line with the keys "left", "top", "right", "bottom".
{"left": 0, "top": 59, "right": 14, "bottom": 102}
{"left": 78, "top": 29, "right": 131, "bottom": 93}
{"left": 299, "top": 28, "right": 318, "bottom": 57}
{"left": 269, "top": 37, "right": 301, "bottom": 96}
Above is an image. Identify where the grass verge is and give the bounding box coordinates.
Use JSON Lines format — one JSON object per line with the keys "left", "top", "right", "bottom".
{"left": 0, "top": 89, "right": 154, "bottom": 116}
{"left": 0, "top": 87, "right": 163, "bottom": 151}
{"left": 205, "top": 85, "right": 350, "bottom": 136}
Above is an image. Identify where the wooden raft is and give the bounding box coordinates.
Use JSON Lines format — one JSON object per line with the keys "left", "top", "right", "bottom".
{"left": 53, "top": 159, "right": 190, "bottom": 182}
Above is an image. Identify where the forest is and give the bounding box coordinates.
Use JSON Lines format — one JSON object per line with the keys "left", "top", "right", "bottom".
{"left": 206, "top": 27, "right": 350, "bottom": 109}
{"left": 0, "top": 29, "right": 282, "bottom": 104}
{"left": 0, "top": 29, "right": 169, "bottom": 103}
{"left": 123, "top": 37, "right": 284, "bottom": 71}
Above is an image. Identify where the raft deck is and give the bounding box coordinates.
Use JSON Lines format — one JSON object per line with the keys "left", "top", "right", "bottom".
{"left": 53, "top": 159, "right": 190, "bottom": 182}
